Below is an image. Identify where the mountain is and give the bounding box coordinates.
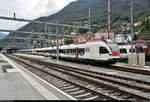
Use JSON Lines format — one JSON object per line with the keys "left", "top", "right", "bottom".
{"left": 18, "top": 0, "right": 150, "bottom": 32}
{"left": 0, "top": 33, "right": 7, "bottom": 39}
{"left": 0, "top": 0, "right": 150, "bottom": 48}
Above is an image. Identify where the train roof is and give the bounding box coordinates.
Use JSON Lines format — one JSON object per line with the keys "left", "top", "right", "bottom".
{"left": 119, "top": 45, "right": 136, "bottom": 48}
{"left": 20, "top": 39, "right": 116, "bottom": 51}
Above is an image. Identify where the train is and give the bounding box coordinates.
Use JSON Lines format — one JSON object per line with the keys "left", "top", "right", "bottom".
{"left": 119, "top": 45, "right": 143, "bottom": 61}
{"left": 1, "top": 48, "right": 18, "bottom": 54}
{"left": 19, "top": 39, "right": 120, "bottom": 64}
{"left": 136, "top": 39, "right": 150, "bottom": 59}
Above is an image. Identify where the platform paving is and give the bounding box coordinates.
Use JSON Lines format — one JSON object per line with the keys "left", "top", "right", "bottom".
{"left": 0, "top": 54, "right": 76, "bottom": 100}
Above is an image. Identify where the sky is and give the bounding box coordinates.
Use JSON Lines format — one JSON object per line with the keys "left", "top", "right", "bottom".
{"left": 0, "top": 0, "right": 77, "bottom": 34}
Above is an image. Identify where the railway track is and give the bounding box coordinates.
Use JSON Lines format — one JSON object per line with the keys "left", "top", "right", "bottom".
{"left": 5, "top": 54, "right": 116, "bottom": 100}
{"left": 58, "top": 57, "right": 150, "bottom": 76}
{"left": 16, "top": 54, "right": 150, "bottom": 76}
{"left": 76, "top": 60, "right": 150, "bottom": 76}
{"left": 6, "top": 54, "right": 150, "bottom": 100}
{"left": 146, "top": 62, "right": 150, "bottom": 66}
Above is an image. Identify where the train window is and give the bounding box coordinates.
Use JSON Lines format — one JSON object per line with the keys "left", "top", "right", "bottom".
{"left": 52, "top": 50, "right": 56, "bottom": 53}
{"left": 78, "top": 48, "right": 85, "bottom": 56}
{"left": 70, "top": 49, "right": 75, "bottom": 54}
{"left": 50, "top": 50, "right": 52, "bottom": 53}
{"left": 59, "top": 49, "right": 63, "bottom": 53}
{"left": 60, "top": 49, "right": 64, "bottom": 53}
{"left": 99, "top": 47, "right": 109, "bottom": 54}
{"left": 108, "top": 43, "right": 119, "bottom": 52}
{"left": 61, "top": 49, "right": 67, "bottom": 54}
{"left": 86, "top": 48, "right": 90, "bottom": 52}
{"left": 135, "top": 46, "right": 143, "bottom": 53}
{"left": 129, "top": 49, "right": 135, "bottom": 53}
{"left": 120, "top": 49, "right": 127, "bottom": 53}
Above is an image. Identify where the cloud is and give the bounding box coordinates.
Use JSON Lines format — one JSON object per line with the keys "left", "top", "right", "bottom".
{"left": 0, "top": 0, "right": 77, "bottom": 31}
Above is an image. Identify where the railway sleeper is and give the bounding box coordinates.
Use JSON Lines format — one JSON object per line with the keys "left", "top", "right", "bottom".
{"left": 65, "top": 88, "right": 79, "bottom": 92}
{"left": 84, "top": 95, "right": 99, "bottom": 100}
{"left": 75, "top": 93, "right": 91, "bottom": 98}
{"left": 8, "top": 54, "right": 149, "bottom": 100}
{"left": 52, "top": 64, "right": 150, "bottom": 93}
{"left": 60, "top": 85, "right": 75, "bottom": 90}
{"left": 69, "top": 90, "right": 85, "bottom": 95}
{"left": 56, "top": 84, "right": 70, "bottom": 88}
{"left": 57, "top": 67, "right": 150, "bottom": 99}
{"left": 7, "top": 54, "right": 119, "bottom": 100}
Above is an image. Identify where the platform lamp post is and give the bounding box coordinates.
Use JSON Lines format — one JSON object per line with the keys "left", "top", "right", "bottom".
{"left": 130, "top": 0, "right": 134, "bottom": 54}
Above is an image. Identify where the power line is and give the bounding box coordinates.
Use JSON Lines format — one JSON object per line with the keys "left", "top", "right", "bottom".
{"left": 0, "top": 16, "right": 89, "bottom": 29}
{"left": 0, "top": 29, "right": 80, "bottom": 38}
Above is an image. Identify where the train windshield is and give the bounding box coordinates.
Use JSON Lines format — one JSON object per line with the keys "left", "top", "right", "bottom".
{"left": 135, "top": 46, "right": 143, "bottom": 53}
{"left": 108, "top": 44, "right": 119, "bottom": 52}
{"left": 106, "top": 40, "right": 119, "bottom": 52}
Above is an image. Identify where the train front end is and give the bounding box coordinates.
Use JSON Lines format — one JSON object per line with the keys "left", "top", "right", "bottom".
{"left": 106, "top": 39, "right": 120, "bottom": 63}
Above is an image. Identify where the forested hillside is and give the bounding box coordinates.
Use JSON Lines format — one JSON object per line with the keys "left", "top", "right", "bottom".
{"left": 0, "top": 0, "right": 150, "bottom": 47}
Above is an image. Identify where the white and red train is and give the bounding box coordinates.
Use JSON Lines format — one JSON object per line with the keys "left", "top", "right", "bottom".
{"left": 19, "top": 39, "right": 120, "bottom": 64}
{"left": 119, "top": 45, "right": 144, "bottom": 61}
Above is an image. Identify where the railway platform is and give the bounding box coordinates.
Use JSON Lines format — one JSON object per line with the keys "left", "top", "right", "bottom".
{"left": 0, "top": 54, "right": 76, "bottom": 100}
{"left": 113, "top": 62, "right": 150, "bottom": 71}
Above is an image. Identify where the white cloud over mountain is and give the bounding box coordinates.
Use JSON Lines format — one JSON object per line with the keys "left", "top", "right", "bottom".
{"left": 0, "top": 0, "right": 76, "bottom": 30}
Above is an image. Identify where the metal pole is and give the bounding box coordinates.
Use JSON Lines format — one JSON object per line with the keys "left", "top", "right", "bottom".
{"left": 27, "top": 35, "right": 30, "bottom": 53}
{"left": 88, "top": 8, "right": 91, "bottom": 40}
{"left": 11, "top": 36, "right": 13, "bottom": 48}
{"left": 131, "top": 0, "right": 134, "bottom": 54}
{"left": 48, "top": 29, "right": 51, "bottom": 47}
{"left": 32, "top": 29, "right": 36, "bottom": 49}
{"left": 43, "top": 23, "right": 47, "bottom": 48}
{"left": 108, "top": 0, "right": 111, "bottom": 39}
{"left": 56, "top": 25, "right": 59, "bottom": 61}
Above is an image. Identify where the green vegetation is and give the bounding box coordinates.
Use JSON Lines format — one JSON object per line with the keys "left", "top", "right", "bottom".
{"left": 135, "top": 17, "right": 150, "bottom": 39}
{"left": 0, "top": 0, "right": 150, "bottom": 48}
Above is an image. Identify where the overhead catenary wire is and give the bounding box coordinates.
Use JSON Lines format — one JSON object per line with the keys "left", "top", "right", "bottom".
{"left": 0, "top": 29, "right": 81, "bottom": 38}
{"left": 0, "top": 16, "right": 90, "bottom": 29}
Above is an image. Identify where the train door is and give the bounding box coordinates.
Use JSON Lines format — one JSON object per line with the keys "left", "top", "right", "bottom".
{"left": 90, "top": 45, "right": 98, "bottom": 58}
{"left": 120, "top": 48, "right": 127, "bottom": 59}
{"left": 54, "top": 50, "right": 56, "bottom": 56}
{"left": 75, "top": 48, "right": 79, "bottom": 58}
{"left": 50, "top": 50, "right": 52, "bottom": 56}
{"left": 36, "top": 50, "right": 38, "bottom": 55}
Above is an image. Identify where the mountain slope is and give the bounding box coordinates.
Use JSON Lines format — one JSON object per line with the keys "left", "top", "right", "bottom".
{"left": 18, "top": 0, "right": 150, "bottom": 32}
{"left": 0, "top": 33, "right": 7, "bottom": 39}
{"left": 0, "top": 0, "right": 150, "bottom": 48}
